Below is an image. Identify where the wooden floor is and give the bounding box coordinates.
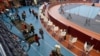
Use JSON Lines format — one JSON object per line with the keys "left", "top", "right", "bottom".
{"left": 39, "top": 3, "right": 100, "bottom": 56}
{"left": 40, "top": 19, "right": 100, "bottom": 56}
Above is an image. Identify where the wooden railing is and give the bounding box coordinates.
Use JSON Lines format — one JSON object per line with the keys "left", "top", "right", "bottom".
{"left": 39, "top": 2, "right": 100, "bottom": 56}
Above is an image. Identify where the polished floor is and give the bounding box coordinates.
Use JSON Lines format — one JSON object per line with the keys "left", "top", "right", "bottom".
{"left": 2, "top": 6, "right": 75, "bottom": 56}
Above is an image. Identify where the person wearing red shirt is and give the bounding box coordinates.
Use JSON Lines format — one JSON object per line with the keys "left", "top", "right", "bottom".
{"left": 21, "top": 22, "right": 27, "bottom": 30}
{"left": 34, "top": 34, "right": 40, "bottom": 46}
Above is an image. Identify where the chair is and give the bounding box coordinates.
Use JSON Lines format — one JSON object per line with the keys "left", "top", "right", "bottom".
{"left": 83, "top": 42, "right": 94, "bottom": 55}
{"left": 70, "top": 37, "right": 77, "bottom": 44}
{"left": 39, "top": 10, "right": 44, "bottom": 18}
{"left": 68, "top": 36, "right": 77, "bottom": 49}
{"left": 39, "top": 5, "right": 44, "bottom": 10}
{"left": 47, "top": 20, "right": 53, "bottom": 26}
{"left": 52, "top": 26, "right": 59, "bottom": 37}
{"left": 43, "top": 17, "right": 48, "bottom": 27}
{"left": 47, "top": 20, "right": 53, "bottom": 31}
{"left": 59, "top": 29, "right": 67, "bottom": 41}
{"left": 84, "top": 42, "right": 87, "bottom": 52}
{"left": 53, "top": 26, "right": 59, "bottom": 32}
{"left": 88, "top": 45, "right": 94, "bottom": 52}
{"left": 43, "top": 17, "right": 48, "bottom": 22}
{"left": 39, "top": 12, "right": 43, "bottom": 18}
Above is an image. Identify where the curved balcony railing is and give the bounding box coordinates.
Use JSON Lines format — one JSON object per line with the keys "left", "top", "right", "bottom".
{"left": 39, "top": 1, "right": 100, "bottom": 56}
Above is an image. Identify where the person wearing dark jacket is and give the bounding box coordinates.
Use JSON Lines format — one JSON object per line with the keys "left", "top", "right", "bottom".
{"left": 39, "top": 28, "right": 44, "bottom": 39}
{"left": 22, "top": 11, "right": 26, "bottom": 21}
{"left": 15, "top": 13, "right": 21, "bottom": 22}
{"left": 29, "top": 8, "right": 32, "bottom": 14}
{"left": 34, "top": 12, "right": 38, "bottom": 19}
{"left": 30, "top": 24, "right": 35, "bottom": 34}
{"left": 32, "top": 9, "right": 35, "bottom": 16}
